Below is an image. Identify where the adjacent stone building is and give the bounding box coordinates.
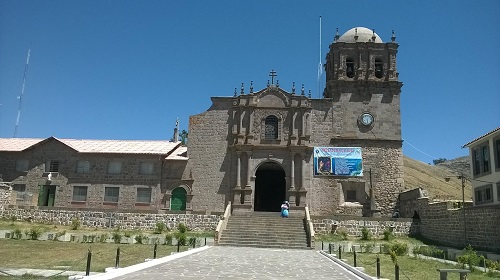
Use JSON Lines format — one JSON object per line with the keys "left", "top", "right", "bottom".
{"left": 0, "top": 27, "right": 404, "bottom": 217}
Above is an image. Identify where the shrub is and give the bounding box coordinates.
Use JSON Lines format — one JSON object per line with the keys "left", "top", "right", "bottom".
{"left": 413, "top": 245, "right": 444, "bottom": 259}
{"left": 178, "top": 223, "right": 188, "bottom": 234}
{"left": 124, "top": 231, "right": 132, "bottom": 238}
{"left": 382, "top": 228, "right": 394, "bottom": 241}
{"left": 99, "top": 233, "right": 109, "bottom": 243}
{"left": 188, "top": 237, "right": 197, "bottom": 247}
{"left": 154, "top": 222, "right": 167, "bottom": 234}
{"left": 135, "top": 234, "right": 147, "bottom": 244}
{"left": 335, "top": 228, "right": 349, "bottom": 240}
{"left": 360, "top": 227, "right": 371, "bottom": 241}
{"left": 70, "top": 217, "right": 81, "bottom": 230}
{"left": 13, "top": 228, "right": 22, "bottom": 239}
{"left": 165, "top": 233, "right": 173, "bottom": 245}
{"left": 388, "top": 241, "right": 408, "bottom": 256}
{"left": 457, "top": 245, "right": 481, "bottom": 272}
{"left": 360, "top": 243, "right": 375, "bottom": 253}
{"left": 112, "top": 231, "right": 123, "bottom": 244}
{"left": 26, "top": 227, "right": 43, "bottom": 240}
{"left": 175, "top": 232, "right": 187, "bottom": 246}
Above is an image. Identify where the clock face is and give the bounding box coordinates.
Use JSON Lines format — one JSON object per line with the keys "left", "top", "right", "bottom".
{"left": 360, "top": 113, "right": 374, "bottom": 126}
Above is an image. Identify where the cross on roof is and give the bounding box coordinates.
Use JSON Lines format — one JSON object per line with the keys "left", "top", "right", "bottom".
{"left": 269, "top": 70, "right": 277, "bottom": 84}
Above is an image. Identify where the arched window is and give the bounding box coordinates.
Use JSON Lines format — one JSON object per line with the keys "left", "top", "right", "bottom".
{"left": 170, "top": 187, "right": 187, "bottom": 211}
{"left": 346, "top": 58, "right": 355, "bottom": 78}
{"left": 375, "top": 59, "right": 384, "bottom": 79}
{"left": 264, "top": 115, "right": 279, "bottom": 140}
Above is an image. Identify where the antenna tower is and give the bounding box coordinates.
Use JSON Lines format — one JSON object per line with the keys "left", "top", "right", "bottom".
{"left": 13, "top": 49, "right": 31, "bottom": 138}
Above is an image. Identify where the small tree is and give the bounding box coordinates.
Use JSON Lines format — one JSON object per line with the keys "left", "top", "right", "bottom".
{"left": 433, "top": 158, "right": 447, "bottom": 165}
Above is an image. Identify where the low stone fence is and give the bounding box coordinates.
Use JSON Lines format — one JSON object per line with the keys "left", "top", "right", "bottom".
{"left": 0, "top": 208, "right": 221, "bottom": 232}
{"left": 312, "top": 216, "right": 418, "bottom": 237}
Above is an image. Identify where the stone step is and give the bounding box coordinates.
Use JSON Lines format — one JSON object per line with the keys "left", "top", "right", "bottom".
{"left": 221, "top": 233, "right": 307, "bottom": 240}
{"left": 221, "top": 231, "right": 307, "bottom": 237}
{"left": 225, "top": 225, "right": 304, "bottom": 231}
{"left": 219, "top": 243, "right": 311, "bottom": 250}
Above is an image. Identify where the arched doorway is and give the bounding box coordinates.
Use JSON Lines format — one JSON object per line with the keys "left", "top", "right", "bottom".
{"left": 254, "top": 162, "right": 286, "bottom": 212}
{"left": 170, "top": 187, "right": 187, "bottom": 211}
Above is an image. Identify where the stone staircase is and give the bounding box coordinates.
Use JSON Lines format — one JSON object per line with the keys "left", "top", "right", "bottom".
{"left": 218, "top": 212, "right": 310, "bottom": 250}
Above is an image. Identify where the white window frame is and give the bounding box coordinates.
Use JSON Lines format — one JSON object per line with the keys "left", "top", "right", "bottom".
{"left": 76, "top": 160, "right": 90, "bottom": 174}
{"left": 136, "top": 187, "right": 152, "bottom": 204}
{"left": 15, "top": 159, "right": 29, "bottom": 172}
{"left": 139, "top": 162, "right": 154, "bottom": 175}
{"left": 72, "top": 186, "right": 88, "bottom": 202}
{"left": 107, "top": 161, "right": 122, "bottom": 174}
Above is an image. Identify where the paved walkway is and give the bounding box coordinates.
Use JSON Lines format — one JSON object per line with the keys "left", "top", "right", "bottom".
{"left": 85, "top": 246, "right": 363, "bottom": 280}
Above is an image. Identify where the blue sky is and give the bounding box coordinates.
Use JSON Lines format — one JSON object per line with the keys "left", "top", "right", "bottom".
{"left": 1, "top": 1, "right": 499, "bottom": 164}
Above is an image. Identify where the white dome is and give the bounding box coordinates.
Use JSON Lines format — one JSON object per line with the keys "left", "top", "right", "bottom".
{"left": 338, "top": 27, "right": 383, "bottom": 43}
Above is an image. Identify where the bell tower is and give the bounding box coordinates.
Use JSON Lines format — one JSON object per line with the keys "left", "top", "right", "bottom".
{"left": 324, "top": 27, "right": 402, "bottom": 99}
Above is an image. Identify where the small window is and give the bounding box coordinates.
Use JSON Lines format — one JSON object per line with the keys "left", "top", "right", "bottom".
{"left": 72, "top": 186, "right": 88, "bottom": 202}
{"left": 104, "top": 187, "right": 119, "bottom": 203}
{"left": 137, "top": 188, "right": 151, "bottom": 203}
{"left": 475, "top": 189, "right": 482, "bottom": 202}
{"left": 375, "top": 59, "right": 384, "bottom": 79}
{"left": 497, "top": 183, "right": 500, "bottom": 201}
{"left": 495, "top": 139, "right": 500, "bottom": 169}
{"left": 139, "top": 162, "right": 154, "bottom": 175}
{"left": 346, "top": 190, "right": 357, "bottom": 202}
{"left": 13, "top": 184, "right": 26, "bottom": 200}
{"left": 485, "top": 188, "right": 492, "bottom": 201}
{"left": 107, "top": 161, "right": 122, "bottom": 174}
{"left": 46, "top": 160, "right": 60, "bottom": 172}
{"left": 482, "top": 146, "right": 490, "bottom": 173}
{"left": 346, "top": 58, "right": 355, "bottom": 78}
{"left": 15, "top": 159, "right": 29, "bottom": 172}
{"left": 472, "top": 143, "right": 492, "bottom": 177}
{"left": 264, "top": 115, "right": 279, "bottom": 140}
{"left": 76, "top": 161, "right": 90, "bottom": 174}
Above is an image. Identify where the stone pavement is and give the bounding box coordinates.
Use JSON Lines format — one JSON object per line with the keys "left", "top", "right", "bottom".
{"left": 84, "top": 246, "right": 365, "bottom": 280}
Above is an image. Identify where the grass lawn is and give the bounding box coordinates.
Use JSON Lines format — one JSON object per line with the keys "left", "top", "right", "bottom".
{"left": 0, "top": 239, "right": 194, "bottom": 273}
{"left": 341, "top": 252, "right": 500, "bottom": 280}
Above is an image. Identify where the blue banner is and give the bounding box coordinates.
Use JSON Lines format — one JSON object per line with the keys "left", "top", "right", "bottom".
{"left": 313, "top": 147, "right": 363, "bottom": 176}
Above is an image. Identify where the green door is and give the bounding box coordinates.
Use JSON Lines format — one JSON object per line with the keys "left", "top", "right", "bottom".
{"left": 37, "top": 186, "right": 46, "bottom": 206}
{"left": 170, "top": 188, "right": 187, "bottom": 211}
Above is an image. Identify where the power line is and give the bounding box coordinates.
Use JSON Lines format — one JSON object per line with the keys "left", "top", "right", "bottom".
{"left": 402, "top": 138, "right": 439, "bottom": 160}
{"left": 13, "top": 48, "right": 31, "bottom": 138}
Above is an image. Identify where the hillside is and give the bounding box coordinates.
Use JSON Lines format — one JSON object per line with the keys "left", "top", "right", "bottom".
{"left": 403, "top": 156, "right": 472, "bottom": 201}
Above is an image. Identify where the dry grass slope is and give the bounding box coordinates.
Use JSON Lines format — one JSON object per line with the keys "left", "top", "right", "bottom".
{"left": 403, "top": 156, "right": 472, "bottom": 201}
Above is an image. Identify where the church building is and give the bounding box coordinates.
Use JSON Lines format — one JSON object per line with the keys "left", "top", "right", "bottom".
{"left": 185, "top": 27, "right": 404, "bottom": 216}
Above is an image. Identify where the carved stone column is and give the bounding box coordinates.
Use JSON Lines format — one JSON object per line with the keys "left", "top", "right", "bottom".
{"left": 236, "top": 151, "right": 242, "bottom": 188}
{"left": 288, "top": 153, "right": 296, "bottom": 205}
{"left": 244, "top": 151, "right": 253, "bottom": 204}
{"left": 298, "top": 152, "right": 307, "bottom": 207}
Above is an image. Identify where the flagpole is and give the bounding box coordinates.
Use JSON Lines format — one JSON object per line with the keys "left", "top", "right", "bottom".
{"left": 318, "top": 16, "right": 322, "bottom": 98}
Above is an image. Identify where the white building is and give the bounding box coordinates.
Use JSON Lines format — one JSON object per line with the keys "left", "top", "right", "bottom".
{"left": 463, "top": 127, "right": 500, "bottom": 206}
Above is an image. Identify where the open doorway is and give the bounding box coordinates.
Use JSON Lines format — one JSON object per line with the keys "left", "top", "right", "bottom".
{"left": 254, "top": 162, "right": 286, "bottom": 212}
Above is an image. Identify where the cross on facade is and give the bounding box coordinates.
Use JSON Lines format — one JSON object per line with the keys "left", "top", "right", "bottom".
{"left": 269, "top": 70, "right": 277, "bottom": 84}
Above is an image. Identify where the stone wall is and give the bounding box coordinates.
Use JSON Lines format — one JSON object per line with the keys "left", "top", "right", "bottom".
{"left": 1, "top": 208, "right": 220, "bottom": 231}
{"left": 312, "top": 216, "right": 418, "bottom": 237}
{"left": 399, "top": 188, "right": 500, "bottom": 253}
{"left": 0, "top": 184, "right": 11, "bottom": 212}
